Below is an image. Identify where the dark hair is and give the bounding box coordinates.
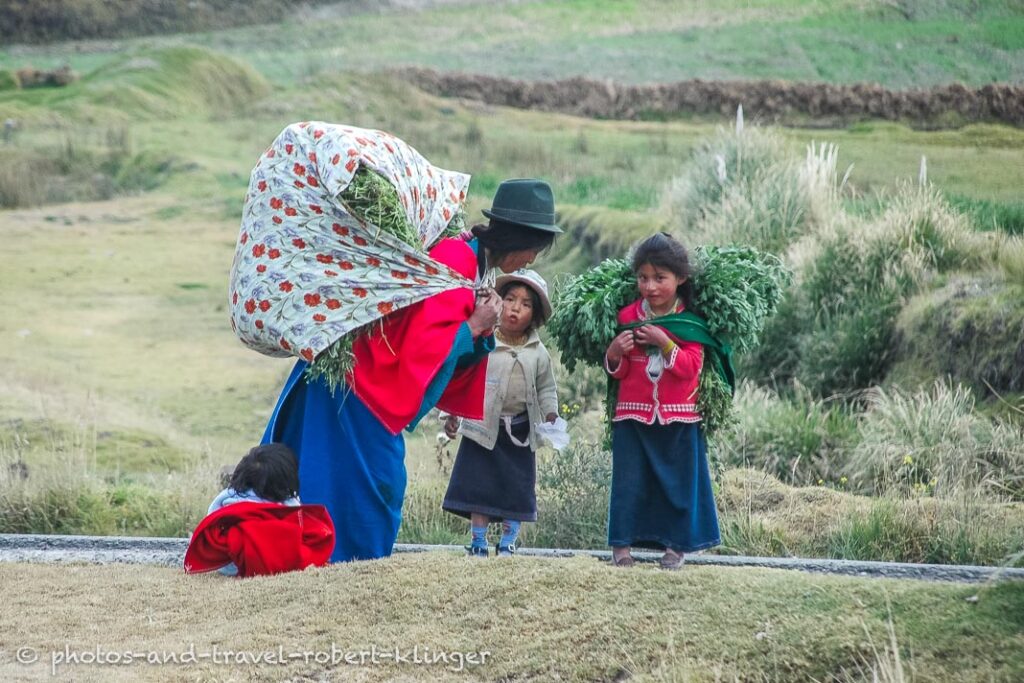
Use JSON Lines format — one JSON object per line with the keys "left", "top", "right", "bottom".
{"left": 471, "top": 219, "right": 556, "bottom": 270}
{"left": 630, "top": 232, "right": 697, "bottom": 312}
{"left": 498, "top": 280, "right": 547, "bottom": 328}
{"left": 229, "top": 443, "right": 299, "bottom": 502}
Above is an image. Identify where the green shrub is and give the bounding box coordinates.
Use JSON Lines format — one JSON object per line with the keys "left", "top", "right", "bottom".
{"left": 746, "top": 184, "right": 986, "bottom": 397}
{"left": 715, "top": 382, "right": 859, "bottom": 486}
{"left": 895, "top": 275, "right": 1024, "bottom": 395}
{"left": 846, "top": 382, "right": 1024, "bottom": 501}
{"left": 0, "top": 69, "right": 19, "bottom": 91}
{"left": 530, "top": 438, "right": 612, "bottom": 549}
{"left": 795, "top": 291, "right": 903, "bottom": 397}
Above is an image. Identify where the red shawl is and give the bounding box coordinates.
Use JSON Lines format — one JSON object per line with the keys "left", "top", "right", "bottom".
{"left": 184, "top": 502, "right": 335, "bottom": 577}
{"left": 348, "top": 238, "right": 489, "bottom": 434}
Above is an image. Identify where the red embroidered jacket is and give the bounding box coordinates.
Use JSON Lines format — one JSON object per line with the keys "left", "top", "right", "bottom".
{"left": 604, "top": 299, "right": 703, "bottom": 425}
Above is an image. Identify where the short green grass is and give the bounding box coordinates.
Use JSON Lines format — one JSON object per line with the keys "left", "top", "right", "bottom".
{"left": 3, "top": 0, "right": 1022, "bottom": 88}
{"left": 0, "top": 554, "right": 1021, "bottom": 681}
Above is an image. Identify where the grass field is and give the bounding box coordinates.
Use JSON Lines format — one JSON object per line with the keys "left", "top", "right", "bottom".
{"left": 3, "top": 0, "right": 1023, "bottom": 88}
{"left": 1, "top": 2, "right": 1023, "bottom": 680}
{"left": 1, "top": 554, "right": 1022, "bottom": 681}
{"left": 0, "top": 39, "right": 1022, "bottom": 541}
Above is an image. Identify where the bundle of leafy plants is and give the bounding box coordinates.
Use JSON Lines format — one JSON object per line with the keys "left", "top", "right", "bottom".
{"left": 548, "top": 245, "right": 789, "bottom": 435}
{"left": 691, "top": 245, "right": 791, "bottom": 354}
{"left": 306, "top": 167, "right": 466, "bottom": 392}
{"left": 340, "top": 167, "right": 420, "bottom": 247}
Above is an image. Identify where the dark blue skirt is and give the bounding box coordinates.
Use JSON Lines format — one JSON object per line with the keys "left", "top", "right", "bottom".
{"left": 262, "top": 360, "right": 406, "bottom": 563}
{"left": 607, "top": 420, "right": 720, "bottom": 553}
{"left": 443, "top": 414, "right": 537, "bottom": 522}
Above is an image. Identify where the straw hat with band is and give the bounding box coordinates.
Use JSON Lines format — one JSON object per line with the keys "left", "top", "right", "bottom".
{"left": 494, "top": 269, "right": 552, "bottom": 324}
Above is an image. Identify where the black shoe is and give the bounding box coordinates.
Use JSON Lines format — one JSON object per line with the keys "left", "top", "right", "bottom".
{"left": 495, "top": 543, "right": 515, "bottom": 557}
{"left": 466, "top": 545, "right": 489, "bottom": 558}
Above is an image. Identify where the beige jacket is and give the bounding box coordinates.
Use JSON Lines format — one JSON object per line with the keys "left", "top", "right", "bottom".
{"left": 459, "top": 329, "right": 559, "bottom": 451}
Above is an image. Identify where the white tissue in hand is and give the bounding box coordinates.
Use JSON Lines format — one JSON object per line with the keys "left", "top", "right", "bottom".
{"left": 535, "top": 417, "right": 571, "bottom": 450}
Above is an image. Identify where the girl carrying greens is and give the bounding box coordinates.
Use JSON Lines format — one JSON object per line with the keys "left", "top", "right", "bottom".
{"left": 604, "top": 233, "right": 722, "bottom": 569}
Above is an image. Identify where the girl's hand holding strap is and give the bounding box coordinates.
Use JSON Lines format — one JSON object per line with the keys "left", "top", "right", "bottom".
{"left": 606, "top": 330, "right": 635, "bottom": 366}
{"left": 633, "top": 324, "right": 672, "bottom": 354}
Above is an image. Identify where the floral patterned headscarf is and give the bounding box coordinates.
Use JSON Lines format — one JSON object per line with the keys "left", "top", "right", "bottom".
{"left": 229, "top": 122, "right": 472, "bottom": 362}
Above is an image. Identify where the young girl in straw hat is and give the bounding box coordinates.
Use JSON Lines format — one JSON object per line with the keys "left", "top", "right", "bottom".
{"left": 442, "top": 269, "right": 559, "bottom": 557}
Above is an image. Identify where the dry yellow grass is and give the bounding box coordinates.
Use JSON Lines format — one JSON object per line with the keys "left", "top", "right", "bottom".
{"left": 0, "top": 553, "right": 1021, "bottom": 682}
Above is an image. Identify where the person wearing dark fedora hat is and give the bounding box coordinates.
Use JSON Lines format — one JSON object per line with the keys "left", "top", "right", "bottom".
{"left": 471, "top": 178, "right": 561, "bottom": 277}
{"left": 482, "top": 179, "right": 562, "bottom": 234}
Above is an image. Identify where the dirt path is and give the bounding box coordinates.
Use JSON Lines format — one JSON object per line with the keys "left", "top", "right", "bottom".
{"left": 3, "top": 532, "right": 1021, "bottom": 584}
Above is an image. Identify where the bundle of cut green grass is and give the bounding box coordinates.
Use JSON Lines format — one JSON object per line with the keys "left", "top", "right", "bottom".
{"left": 549, "top": 245, "right": 790, "bottom": 435}
{"left": 341, "top": 167, "right": 467, "bottom": 249}
{"left": 305, "top": 167, "right": 467, "bottom": 393}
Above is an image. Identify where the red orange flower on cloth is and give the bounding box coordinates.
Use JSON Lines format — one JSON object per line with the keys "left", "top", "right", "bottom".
{"left": 229, "top": 122, "right": 472, "bottom": 362}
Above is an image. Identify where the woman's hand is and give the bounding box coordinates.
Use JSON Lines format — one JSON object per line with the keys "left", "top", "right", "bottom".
{"left": 545, "top": 412, "right": 557, "bottom": 424}
{"left": 443, "top": 415, "right": 461, "bottom": 439}
{"left": 606, "top": 330, "right": 635, "bottom": 364}
{"left": 467, "top": 289, "right": 502, "bottom": 337}
{"left": 634, "top": 324, "right": 671, "bottom": 351}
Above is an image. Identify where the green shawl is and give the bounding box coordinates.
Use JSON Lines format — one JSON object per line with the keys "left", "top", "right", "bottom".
{"left": 617, "top": 311, "right": 735, "bottom": 393}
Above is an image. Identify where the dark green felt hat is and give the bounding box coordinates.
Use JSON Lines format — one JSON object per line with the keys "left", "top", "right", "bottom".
{"left": 482, "top": 178, "right": 562, "bottom": 233}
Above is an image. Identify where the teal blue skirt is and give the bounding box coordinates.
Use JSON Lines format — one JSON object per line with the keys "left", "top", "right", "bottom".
{"left": 263, "top": 361, "right": 405, "bottom": 563}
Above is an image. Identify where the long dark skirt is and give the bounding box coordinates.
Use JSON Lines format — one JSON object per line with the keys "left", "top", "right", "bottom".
{"left": 443, "top": 414, "right": 537, "bottom": 522}
{"left": 607, "top": 419, "right": 720, "bottom": 552}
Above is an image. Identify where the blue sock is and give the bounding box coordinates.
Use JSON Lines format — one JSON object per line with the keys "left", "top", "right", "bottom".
{"left": 471, "top": 525, "right": 488, "bottom": 549}
{"left": 500, "top": 520, "right": 521, "bottom": 548}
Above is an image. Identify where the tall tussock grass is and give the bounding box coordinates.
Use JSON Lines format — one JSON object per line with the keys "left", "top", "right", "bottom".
{"left": 672, "top": 120, "right": 1000, "bottom": 397}
{"left": 997, "top": 236, "right": 1024, "bottom": 286}
{"left": 666, "top": 125, "right": 846, "bottom": 254}
{"left": 714, "top": 382, "right": 858, "bottom": 486}
{"left": 849, "top": 381, "right": 1024, "bottom": 501}
{"left": 0, "top": 452, "right": 212, "bottom": 537}
{"left": 0, "top": 125, "right": 177, "bottom": 208}
{"left": 717, "top": 378, "right": 1024, "bottom": 502}
{"left": 895, "top": 275, "right": 1024, "bottom": 395}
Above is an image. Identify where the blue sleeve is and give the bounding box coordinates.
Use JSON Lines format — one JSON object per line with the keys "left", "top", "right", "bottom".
{"left": 407, "top": 323, "right": 494, "bottom": 431}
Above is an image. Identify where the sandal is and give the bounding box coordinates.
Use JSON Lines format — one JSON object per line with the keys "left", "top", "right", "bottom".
{"left": 611, "top": 551, "right": 635, "bottom": 568}
{"left": 659, "top": 550, "right": 684, "bottom": 570}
